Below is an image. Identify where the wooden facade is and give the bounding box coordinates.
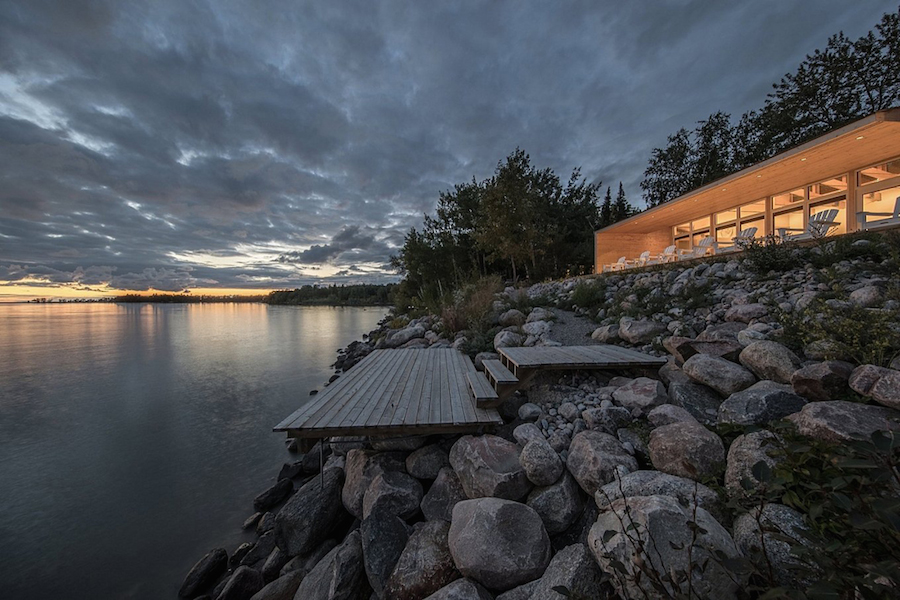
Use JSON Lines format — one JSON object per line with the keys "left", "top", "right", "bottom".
{"left": 595, "top": 109, "right": 900, "bottom": 270}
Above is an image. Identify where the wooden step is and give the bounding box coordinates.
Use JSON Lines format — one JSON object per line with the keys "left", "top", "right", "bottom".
{"left": 482, "top": 359, "right": 518, "bottom": 386}
{"left": 466, "top": 371, "right": 500, "bottom": 408}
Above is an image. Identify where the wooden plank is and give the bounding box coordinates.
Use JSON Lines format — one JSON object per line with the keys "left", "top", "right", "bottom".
{"left": 446, "top": 351, "right": 465, "bottom": 425}
{"left": 381, "top": 348, "right": 426, "bottom": 427}
{"left": 466, "top": 371, "right": 498, "bottom": 402}
{"left": 365, "top": 349, "right": 419, "bottom": 428}
{"left": 428, "top": 349, "right": 443, "bottom": 425}
{"left": 343, "top": 349, "right": 416, "bottom": 427}
{"left": 274, "top": 349, "right": 385, "bottom": 430}
{"left": 483, "top": 359, "right": 518, "bottom": 385}
{"left": 455, "top": 353, "right": 481, "bottom": 423}
{"left": 388, "top": 350, "right": 429, "bottom": 426}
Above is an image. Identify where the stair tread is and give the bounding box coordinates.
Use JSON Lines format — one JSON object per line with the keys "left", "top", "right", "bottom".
{"left": 482, "top": 359, "right": 518, "bottom": 385}
{"left": 466, "top": 371, "right": 498, "bottom": 401}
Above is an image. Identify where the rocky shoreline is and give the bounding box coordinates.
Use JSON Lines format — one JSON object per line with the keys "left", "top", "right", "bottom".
{"left": 179, "top": 237, "right": 900, "bottom": 600}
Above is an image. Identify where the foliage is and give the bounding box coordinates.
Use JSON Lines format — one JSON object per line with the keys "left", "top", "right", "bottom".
{"left": 775, "top": 297, "right": 900, "bottom": 367}
{"left": 115, "top": 293, "right": 266, "bottom": 303}
{"left": 733, "top": 424, "right": 900, "bottom": 599}
{"left": 391, "top": 148, "right": 619, "bottom": 303}
{"left": 741, "top": 235, "right": 801, "bottom": 277}
{"left": 265, "top": 284, "right": 395, "bottom": 306}
{"left": 567, "top": 279, "right": 608, "bottom": 313}
{"left": 439, "top": 275, "right": 504, "bottom": 336}
{"left": 641, "top": 7, "right": 900, "bottom": 206}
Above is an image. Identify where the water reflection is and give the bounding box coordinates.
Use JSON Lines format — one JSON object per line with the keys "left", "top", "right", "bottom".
{"left": 0, "top": 303, "right": 385, "bottom": 599}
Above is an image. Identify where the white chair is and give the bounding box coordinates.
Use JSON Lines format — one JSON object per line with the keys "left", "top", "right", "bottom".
{"left": 636, "top": 250, "right": 658, "bottom": 267}
{"left": 719, "top": 227, "right": 758, "bottom": 253}
{"left": 858, "top": 197, "right": 900, "bottom": 230}
{"left": 680, "top": 236, "right": 716, "bottom": 259}
{"left": 658, "top": 245, "right": 678, "bottom": 263}
{"left": 781, "top": 209, "right": 840, "bottom": 241}
{"left": 606, "top": 257, "right": 629, "bottom": 272}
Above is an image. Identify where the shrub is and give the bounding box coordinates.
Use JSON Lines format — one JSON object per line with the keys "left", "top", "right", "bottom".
{"left": 742, "top": 234, "right": 801, "bottom": 276}
{"left": 439, "top": 275, "right": 503, "bottom": 336}
{"left": 568, "top": 279, "right": 608, "bottom": 314}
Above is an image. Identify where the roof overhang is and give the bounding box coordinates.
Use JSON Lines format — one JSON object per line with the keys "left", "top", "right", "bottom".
{"left": 598, "top": 109, "right": 900, "bottom": 235}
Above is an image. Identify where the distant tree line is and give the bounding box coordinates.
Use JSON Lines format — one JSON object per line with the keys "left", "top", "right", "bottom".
{"left": 641, "top": 7, "right": 900, "bottom": 207}
{"left": 390, "top": 148, "right": 636, "bottom": 308}
{"left": 115, "top": 293, "right": 266, "bottom": 303}
{"left": 265, "top": 284, "right": 395, "bottom": 306}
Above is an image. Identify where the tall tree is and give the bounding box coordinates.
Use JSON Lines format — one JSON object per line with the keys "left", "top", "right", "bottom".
{"left": 612, "top": 182, "right": 633, "bottom": 223}
{"left": 600, "top": 186, "right": 612, "bottom": 227}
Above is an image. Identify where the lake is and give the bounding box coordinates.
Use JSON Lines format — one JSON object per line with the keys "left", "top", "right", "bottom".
{"left": 0, "top": 303, "right": 387, "bottom": 600}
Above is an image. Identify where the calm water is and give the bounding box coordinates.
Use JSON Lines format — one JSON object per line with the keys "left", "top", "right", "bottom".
{"left": 0, "top": 303, "right": 386, "bottom": 600}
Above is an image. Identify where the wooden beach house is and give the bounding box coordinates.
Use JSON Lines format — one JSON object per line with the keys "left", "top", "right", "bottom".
{"left": 594, "top": 109, "right": 900, "bottom": 271}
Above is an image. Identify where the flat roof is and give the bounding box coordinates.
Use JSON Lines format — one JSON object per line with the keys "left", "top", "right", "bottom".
{"left": 598, "top": 109, "right": 900, "bottom": 235}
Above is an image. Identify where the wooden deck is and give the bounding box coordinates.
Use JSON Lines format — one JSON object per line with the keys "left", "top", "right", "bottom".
{"left": 274, "top": 349, "right": 502, "bottom": 439}
{"left": 499, "top": 344, "right": 666, "bottom": 377}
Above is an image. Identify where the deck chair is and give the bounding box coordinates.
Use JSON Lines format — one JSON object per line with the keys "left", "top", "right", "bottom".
{"left": 606, "top": 256, "right": 630, "bottom": 272}
{"left": 781, "top": 209, "right": 840, "bottom": 241}
{"left": 636, "top": 250, "right": 657, "bottom": 267}
{"left": 680, "top": 236, "right": 716, "bottom": 259}
{"left": 858, "top": 197, "right": 900, "bottom": 230}
{"left": 658, "top": 245, "right": 678, "bottom": 263}
{"left": 718, "top": 226, "right": 758, "bottom": 253}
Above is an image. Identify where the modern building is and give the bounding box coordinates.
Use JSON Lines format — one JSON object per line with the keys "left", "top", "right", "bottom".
{"left": 594, "top": 109, "right": 900, "bottom": 271}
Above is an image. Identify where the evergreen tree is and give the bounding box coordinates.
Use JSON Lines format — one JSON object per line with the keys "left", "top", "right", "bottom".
{"left": 599, "top": 186, "right": 612, "bottom": 227}
{"left": 612, "top": 182, "right": 633, "bottom": 223}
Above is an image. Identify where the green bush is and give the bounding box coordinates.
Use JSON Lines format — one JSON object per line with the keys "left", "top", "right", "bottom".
{"left": 742, "top": 234, "right": 801, "bottom": 277}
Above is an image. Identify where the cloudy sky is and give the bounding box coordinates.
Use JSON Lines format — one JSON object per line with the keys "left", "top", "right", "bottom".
{"left": 0, "top": 1, "right": 892, "bottom": 299}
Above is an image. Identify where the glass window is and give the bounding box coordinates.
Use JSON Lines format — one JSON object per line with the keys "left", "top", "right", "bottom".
{"left": 675, "top": 237, "right": 691, "bottom": 250}
{"left": 691, "top": 217, "right": 710, "bottom": 230}
{"left": 772, "top": 188, "right": 805, "bottom": 210}
{"left": 692, "top": 231, "right": 710, "bottom": 246}
{"left": 674, "top": 222, "right": 690, "bottom": 236}
{"left": 861, "top": 185, "right": 900, "bottom": 225}
{"left": 715, "top": 208, "right": 737, "bottom": 224}
{"left": 740, "top": 199, "right": 766, "bottom": 218}
{"left": 809, "top": 198, "right": 846, "bottom": 235}
{"left": 740, "top": 217, "right": 765, "bottom": 238}
{"left": 858, "top": 158, "right": 900, "bottom": 186}
{"left": 774, "top": 208, "right": 804, "bottom": 237}
{"left": 809, "top": 174, "right": 848, "bottom": 199}
{"left": 716, "top": 225, "right": 736, "bottom": 243}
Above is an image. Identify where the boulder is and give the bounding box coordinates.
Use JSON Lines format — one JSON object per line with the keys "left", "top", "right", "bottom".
{"left": 649, "top": 421, "right": 725, "bottom": 480}
{"left": 595, "top": 470, "right": 723, "bottom": 522}
{"left": 360, "top": 511, "right": 409, "bottom": 597}
{"left": 519, "top": 439, "right": 563, "bottom": 486}
{"left": 474, "top": 352, "right": 500, "bottom": 371}
{"left": 589, "top": 495, "right": 744, "bottom": 600}
{"left": 659, "top": 358, "right": 692, "bottom": 386}
{"left": 217, "top": 566, "right": 264, "bottom": 600}
{"left": 362, "top": 470, "right": 423, "bottom": 520}
{"left": 522, "top": 320, "right": 551, "bottom": 337}
{"left": 717, "top": 380, "right": 807, "bottom": 427}
{"left": 495, "top": 581, "right": 539, "bottom": 600}
{"left": 725, "top": 430, "right": 782, "bottom": 498}
{"left": 256, "top": 512, "right": 276, "bottom": 536}
{"left": 524, "top": 542, "right": 608, "bottom": 600}
{"left": 849, "top": 364, "right": 900, "bottom": 410}
{"left": 386, "top": 325, "right": 427, "bottom": 348}
{"left": 791, "top": 360, "right": 854, "bottom": 402}
{"left": 666, "top": 337, "right": 744, "bottom": 364}
{"left": 517, "top": 403, "right": 542, "bottom": 422}
{"left": 566, "top": 431, "right": 638, "bottom": 496}
{"left": 384, "top": 521, "right": 460, "bottom": 600}
{"left": 526, "top": 471, "right": 585, "bottom": 535}
{"left": 647, "top": 404, "right": 697, "bottom": 427}
{"left": 513, "top": 422, "right": 544, "bottom": 446}
{"left": 421, "top": 467, "right": 468, "bottom": 522}
{"left": 248, "top": 570, "right": 304, "bottom": 600}
{"left": 849, "top": 285, "right": 883, "bottom": 307}
{"left": 275, "top": 466, "right": 346, "bottom": 556}
{"left": 494, "top": 331, "right": 524, "bottom": 350}
{"left": 733, "top": 504, "right": 817, "bottom": 588}
{"left": 591, "top": 324, "right": 620, "bottom": 343}
{"left": 449, "top": 435, "right": 531, "bottom": 500}
{"left": 558, "top": 402, "right": 580, "bottom": 422}
{"left": 581, "top": 406, "right": 632, "bottom": 434}
{"left": 370, "top": 436, "right": 427, "bottom": 452}
{"left": 406, "top": 444, "right": 451, "bottom": 480}
{"left": 724, "top": 303, "right": 769, "bottom": 323}
{"left": 739, "top": 341, "right": 802, "bottom": 384}
{"left": 449, "top": 498, "right": 551, "bottom": 591}
{"left": 787, "top": 400, "right": 900, "bottom": 442}
{"left": 619, "top": 319, "right": 666, "bottom": 344}
{"left": 611, "top": 377, "right": 667, "bottom": 415}
{"left": 667, "top": 382, "right": 722, "bottom": 426}
{"left": 293, "top": 530, "right": 370, "bottom": 600}
{"left": 342, "top": 449, "right": 406, "bottom": 519}
{"left": 277, "top": 461, "right": 303, "bottom": 481}
{"left": 527, "top": 307, "right": 552, "bottom": 322}
{"left": 179, "top": 548, "right": 228, "bottom": 598}
{"left": 261, "top": 548, "right": 288, "bottom": 583}
{"left": 240, "top": 531, "right": 277, "bottom": 567}
{"left": 499, "top": 309, "right": 527, "bottom": 327}
{"left": 696, "top": 321, "right": 746, "bottom": 341}
{"left": 279, "top": 539, "right": 338, "bottom": 578}
{"left": 682, "top": 354, "right": 756, "bottom": 396}
{"left": 423, "top": 579, "right": 493, "bottom": 600}
{"left": 231, "top": 542, "right": 254, "bottom": 568}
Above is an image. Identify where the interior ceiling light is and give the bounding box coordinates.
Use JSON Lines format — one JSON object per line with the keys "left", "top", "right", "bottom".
{"left": 800, "top": 158, "right": 807, "bottom": 161}
{"left": 857, "top": 135, "right": 865, "bottom": 140}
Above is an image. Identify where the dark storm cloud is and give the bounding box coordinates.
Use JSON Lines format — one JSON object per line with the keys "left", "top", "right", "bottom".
{"left": 0, "top": 0, "right": 892, "bottom": 292}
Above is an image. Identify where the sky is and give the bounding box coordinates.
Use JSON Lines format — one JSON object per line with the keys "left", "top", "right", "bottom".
{"left": 0, "top": 0, "right": 894, "bottom": 300}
